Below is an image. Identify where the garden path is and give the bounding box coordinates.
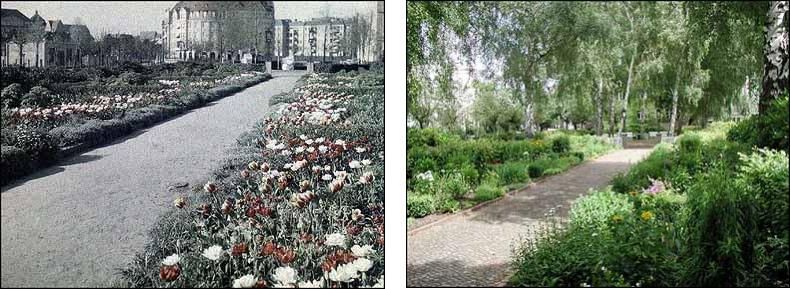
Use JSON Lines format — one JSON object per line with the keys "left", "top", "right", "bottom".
{"left": 0, "top": 70, "right": 306, "bottom": 287}
{"left": 407, "top": 148, "right": 654, "bottom": 287}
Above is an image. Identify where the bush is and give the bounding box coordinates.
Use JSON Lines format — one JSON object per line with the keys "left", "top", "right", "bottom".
{"left": 569, "top": 190, "right": 633, "bottom": 231}
{"left": 611, "top": 144, "right": 674, "bottom": 194}
{"left": 1, "top": 145, "right": 33, "bottom": 185}
{"left": 21, "top": 86, "right": 53, "bottom": 108}
{"left": 1, "top": 83, "right": 24, "bottom": 108}
{"left": 551, "top": 135, "right": 571, "bottom": 154}
{"left": 728, "top": 96, "right": 789, "bottom": 152}
{"left": 11, "top": 128, "right": 59, "bottom": 165}
{"left": 510, "top": 217, "right": 681, "bottom": 287}
{"left": 682, "top": 149, "right": 789, "bottom": 287}
{"left": 437, "top": 173, "right": 470, "bottom": 199}
{"left": 114, "top": 72, "right": 149, "bottom": 86}
{"left": 474, "top": 182, "right": 504, "bottom": 202}
{"left": 494, "top": 161, "right": 531, "bottom": 185}
{"left": 407, "top": 193, "right": 438, "bottom": 218}
{"left": 527, "top": 163, "right": 544, "bottom": 178}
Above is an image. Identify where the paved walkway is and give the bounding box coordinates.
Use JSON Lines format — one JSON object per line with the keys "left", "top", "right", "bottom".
{"left": 1, "top": 71, "right": 305, "bottom": 287}
{"left": 406, "top": 148, "right": 654, "bottom": 287}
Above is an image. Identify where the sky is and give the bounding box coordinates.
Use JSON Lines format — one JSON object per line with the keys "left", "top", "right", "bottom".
{"left": 2, "top": 1, "right": 377, "bottom": 36}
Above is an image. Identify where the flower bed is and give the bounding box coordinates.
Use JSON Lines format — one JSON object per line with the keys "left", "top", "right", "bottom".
{"left": 0, "top": 64, "right": 272, "bottom": 186}
{"left": 119, "top": 70, "right": 385, "bottom": 288}
{"left": 510, "top": 122, "right": 789, "bottom": 287}
{"left": 406, "top": 129, "right": 617, "bottom": 218}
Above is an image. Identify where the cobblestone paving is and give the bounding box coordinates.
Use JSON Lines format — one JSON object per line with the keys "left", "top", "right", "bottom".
{"left": 407, "top": 148, "right": 654, "bottom": 287}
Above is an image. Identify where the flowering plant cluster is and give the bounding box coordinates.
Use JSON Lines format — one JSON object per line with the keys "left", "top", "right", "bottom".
{"left": 6, "top": 73, "right": 262, "bottom": 124}
{"left": 121, "top": 71, "right": 385, "bottom": 288}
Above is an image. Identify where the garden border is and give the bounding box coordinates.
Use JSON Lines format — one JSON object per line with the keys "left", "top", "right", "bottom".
{"left": 407, "top": 150, "right": 613, "bottom": 235}
{"left": 1, "top": 74, "right": 273, "bottom": 188}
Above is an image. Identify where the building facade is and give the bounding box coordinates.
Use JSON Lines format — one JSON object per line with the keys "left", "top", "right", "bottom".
{"left": 287, "top": 17, "right": 348, "bottom": 62}
{"left": 161, "top": 1, "right": 275, "bottom": 63}
{"left": 273, "top": 19, "right": 290, "bottom": 59}
{"left": 1, "top": 9, "right": 94, "bottom": 68}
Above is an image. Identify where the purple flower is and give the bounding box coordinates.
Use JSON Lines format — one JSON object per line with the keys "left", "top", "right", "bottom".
{"left": 643, "top": 178, "right": 665, "bottom": 195}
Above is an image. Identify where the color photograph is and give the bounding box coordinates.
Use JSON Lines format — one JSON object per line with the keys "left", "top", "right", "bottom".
{"left": 407, "top": 1, "right": 788, "bottom": 287}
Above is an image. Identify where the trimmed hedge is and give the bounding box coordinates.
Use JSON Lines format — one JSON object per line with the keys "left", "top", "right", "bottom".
{"left": 1, "top": 74, "right": 272, "bottom": 187}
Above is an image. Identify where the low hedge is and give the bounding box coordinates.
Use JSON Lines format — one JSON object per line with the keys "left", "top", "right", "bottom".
{"left": 1, "top": 146, "right": 34, "bottom": 183}
{"left": 1, "top": 74, "right": 272, "bottom": 187}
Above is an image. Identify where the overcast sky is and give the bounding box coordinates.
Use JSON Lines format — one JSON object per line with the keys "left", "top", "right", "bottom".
{"left": 2, "top": 1, "right": 377, "bottom": 36}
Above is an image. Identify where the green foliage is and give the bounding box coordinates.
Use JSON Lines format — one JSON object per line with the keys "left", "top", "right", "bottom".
{"left": 728, "top": 96, "right": 789, "bottom": 152}
{"left": 473, "top": 182, "right": 505, "bottom": 202}
{"left": 682, "top": 149, "right": 789, "bottom": 287}
{"left": 611, "top": 143, "right": 672, "bottom": 194}
{"left": 407, "top": 193, "right": 439, "bottom": 218}
{"left": 511, "top": 192, "right": 683, "bottom": 287}
{"left": 551, "top": 135, "right": 571, "bottom": 154}
{"left": 437, "top": 173, "right": 470, "bottom": 199}
{"left": 493, "top": 161, "right": 531, "bottom": 185}
{"left": 569, "top": 190, "right": 633, "bottom": 231}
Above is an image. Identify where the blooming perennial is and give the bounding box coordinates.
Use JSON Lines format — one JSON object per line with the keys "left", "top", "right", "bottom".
{"left": 202, "top": 245, "right": 224, "bottom": 261}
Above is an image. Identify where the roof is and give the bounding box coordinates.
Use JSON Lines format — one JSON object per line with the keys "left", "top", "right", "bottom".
{"left": 1, "top": 8, "right": 30, "bottom": 21}
{"left": 171, "top": 1, "right": 273, "bottom": 11}
{"left": 29, "top": 11, "right": 45, "bottom": 23}
{"left": 67, "top": 24, "right": 94, "bottom": 42}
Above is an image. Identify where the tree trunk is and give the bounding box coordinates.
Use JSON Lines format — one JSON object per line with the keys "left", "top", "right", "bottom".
{"left": 669, "top": 74, "right": 680, "bottom": 136}
{"left": 35, "top": 41, "right": 40, "bottom": 68}
{"left": 595, "top": 77, "right": 604, "bottom": 136}
{"left": 609, "top": 92, "right": 616, "bottom": 136}
{"left": 758, "top": 1, "right": 789, "bottom": 115}
{"left": 618, "top": 50, "right": 636, "bottom": 134}
{"left": 524, "top": 101, "right": 535, "bottom": 137}
{"left": 639, "top": 91, "right": 647, "bottom": 131}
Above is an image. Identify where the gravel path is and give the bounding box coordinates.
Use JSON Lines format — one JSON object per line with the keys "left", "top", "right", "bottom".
{"left": 406, "top": 148, "right": 654, "bottom": 287}
{"left": 0, "top": 71, "right": 305, "bottom": 287}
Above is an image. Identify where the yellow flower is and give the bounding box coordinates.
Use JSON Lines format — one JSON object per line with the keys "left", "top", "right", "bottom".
{"left": 611, "top": 214, "right": 624, "bottom": 223}
{"left": 629, "top": 191, "right": 638, "bottom": 197}
{"left": 641, "top": 211, "right": 654, "bottom": 221}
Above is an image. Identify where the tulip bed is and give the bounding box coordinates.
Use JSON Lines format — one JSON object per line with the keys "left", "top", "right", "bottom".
{"left": 0, "top": 63, "right": 272, "bottom": 186}
{"left": 119, "top": 70, "right": 385, "bottom": 288}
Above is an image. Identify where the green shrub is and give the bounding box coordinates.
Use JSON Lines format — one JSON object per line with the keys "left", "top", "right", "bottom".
{"left": 438, "top": 173, "right": 470, "bottom": 199}
{"left": 569, "top": 190, "right": 633, "bottom": 231}
{"left": 682, "top": 149, "right": 789, "bottom": 287}
{"left": 474, "top": 182, "right": 504, "bottom": 202}
{"left": 527, "top": 164, "right": 544, "bottom": 178}
{"left": 728, "top": 96, "right": 789, "bottom": 152}
{"left": 407, "top": 193, "right": 438, "bottom": 218}
{"left": 611, "top": 144, "right": 674, "bottom": 194}
{"left": 494, "top": 161, "right": 531, "bottom": 185}
{"left": 458, "top": 163, "right": 479, "bottom": 185}
{"left": 510, "top": 217, "right": 681, "bottom": 287}
{"left": 551, "top": 135, "right": 571, "bottom": 154}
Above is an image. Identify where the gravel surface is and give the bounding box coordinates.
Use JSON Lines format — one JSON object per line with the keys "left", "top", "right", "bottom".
{"left": 1, "top": 71, "right": 305, "bottom": 287}
{"left": 406, "top": 148, "right": 654, "bottom": 287}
